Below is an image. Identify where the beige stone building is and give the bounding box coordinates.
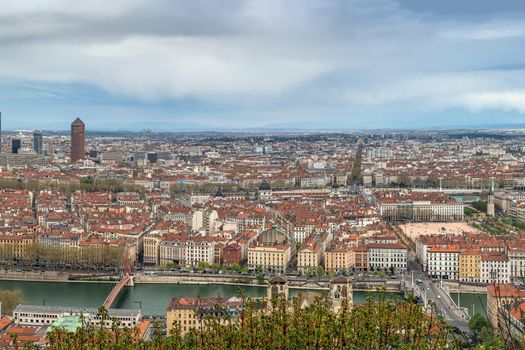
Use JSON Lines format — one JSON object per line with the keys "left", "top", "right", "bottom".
{"left": 297, "top": 244, "right": 321, "bottom": 272}
{"left": 248, "top": 244, "right": 291, "bottom": 273}
{"left": 166, "top": 296, "right": 243, "bottom": 337}
{"left": 143, "top": 232, "right": 161, "bottom": 265}
{"left": 324, "top": 246, "right": 353, "bottom": 273}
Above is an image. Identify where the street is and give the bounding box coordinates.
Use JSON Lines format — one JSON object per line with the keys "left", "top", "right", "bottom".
{"left": 407, "top": 258, "right": 470, "bottom": 332}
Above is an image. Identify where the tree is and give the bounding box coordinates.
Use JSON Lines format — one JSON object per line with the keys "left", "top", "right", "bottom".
{"left": 197, "top": 261, "right": 209, "bottom": 272}
{"left": 81, "top": 176, "right": 95, "bottom": 185}
{"left": 469, "top": 313, "right": 503, "bottom": 347}
{"left": 316, "top": 265, "right": 324, "bottom": 279}
{"left": 0, "top": 289, "right": 25, "bottom": 315}
{"left": 468, "top": 313, "right": 489, "bottom": 335}
{"left": 44, "top": 292, "right": 452, "bottom": 350}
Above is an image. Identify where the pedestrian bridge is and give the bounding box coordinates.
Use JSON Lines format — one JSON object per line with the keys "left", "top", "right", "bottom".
{"left": 102, "top": 274, "right": 134, "bottom": 309}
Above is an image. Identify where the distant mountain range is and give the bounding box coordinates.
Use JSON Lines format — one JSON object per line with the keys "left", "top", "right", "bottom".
{"left": 3, "top": 118, "right": 525, "bottom": 133}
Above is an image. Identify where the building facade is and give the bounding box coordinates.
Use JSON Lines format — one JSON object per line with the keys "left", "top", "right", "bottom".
{"left": 71, "top": 117, "right": 85, "bottom": 162}
{"left": 33, "top": 131, "right": 43, "bottom": 154}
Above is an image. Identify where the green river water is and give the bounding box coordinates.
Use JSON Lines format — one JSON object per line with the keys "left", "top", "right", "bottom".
{"left": 0, "top": 280, "right": 405, "bottom": 316}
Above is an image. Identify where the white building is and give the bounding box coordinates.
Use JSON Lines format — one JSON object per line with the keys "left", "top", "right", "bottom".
{"left": 427, "top": 246, "right": 459, "bottom": 280}
{"left": 367, "top": 243, "right": 407, "bottom": 272}
{"left": 508, "top": 246, "right": 525, "bottom": 282}
{"left": 481, "top": 253, "right": 510, "bottom": 284}
{"left": 13, "top": 305, "right": 141, "bottom": 329}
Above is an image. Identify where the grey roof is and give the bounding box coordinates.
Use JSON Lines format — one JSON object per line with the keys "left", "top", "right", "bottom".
{"left": 268, "top": 275, "right": 288, "bottom": 284}
{"left": 14, "top": 304, "right": 140, "bottom": 317}
{"left": 71, "top": 117, "right": 85, "bottom": 126}
{"left": 330, "top": 276, "right": 349, "bottom": 284}
{"left": 258, "top": 179, "right": 271, "bottom": 191}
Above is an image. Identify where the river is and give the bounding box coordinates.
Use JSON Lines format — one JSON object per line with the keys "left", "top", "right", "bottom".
{"left": 451, "top": 195, "right": 481, "bottom": 204}
{"left": 450, "top": 292, "right": 487, "bottom": 318}
{"left": 0, "top": 280, "right": 403, "bottom": 316}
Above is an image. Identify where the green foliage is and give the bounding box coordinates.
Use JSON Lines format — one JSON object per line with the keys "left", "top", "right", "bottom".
{"left": 471, "top": 200, "right": 488, "bottom": 212}
{"left": 45, "top": 293, "right": 452, "bottom": 350}
{"left": 511, "top": 220, "right": 525, "bottom": 230}
{"left": 316, "top": 265, "right": 324, "bottom": 278}
{"left": 197, "top": 261, "right": 209, "bottom": 272}
{"left": 464, "top": 207, "right": 476, "bottom": 216}
{"left": 469, "top": 313, "right": 489, "bottom": 335}
{"left": 0, "top": 242, "right": 125, "bottom": 270}
{"left": 469, "top": 313, "right": 504, "bottom": 349}
{"left": 80, "top": 176, "right": 94, "bottom": 185}
{"left": 256, "top": 274, "right": 265, "bottom": 284}
{"left": 0, "top": 289, "right": 25, "bottom": 315}
{"left": 168, "top": 262, "right": 180, "bottom": 270}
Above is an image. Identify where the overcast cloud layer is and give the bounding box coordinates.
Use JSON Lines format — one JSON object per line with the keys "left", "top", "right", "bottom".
{"left": 2, "top": 0, "right": 525, "bottom": 130}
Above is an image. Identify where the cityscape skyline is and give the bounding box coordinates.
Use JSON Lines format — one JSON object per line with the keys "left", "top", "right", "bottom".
{"left": 2, "top": 0, "right": 525, "bottom": 130}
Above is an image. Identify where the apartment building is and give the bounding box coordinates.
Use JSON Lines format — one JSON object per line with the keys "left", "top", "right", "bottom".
{"left": 248, "top": 244, "right": 291, "bottom": 273}
{"left": 0, "top": 234, "right": 35, "bottom": 262}
{"left": 160, "top": 236, "right": 217, "bottom": 267}
{"left": 324, "top": 246, "right": 353, "bottom": 272}
{"left": 374, "top": 190, "right": 464, "bottom": 222}
{"left": 427, "top": 246, "right": 459, "bottom": 280}
{"left": 166, "top": 296, "right": 242, "bottom": 336}
{"left": 367, "top": 243, "right": 407, "bottom": 272}
{"left": 508, "top": 245, "right": 525, "bottom": 282}
{"left": 143, "top": 232, "right": 162, "bottom": 265}
{"left": 458, "top": 250, "right": 481, "bottom": 282}
{"left": 487, "top": 284, "right": 525, "bottom": 330}
{"left": 353, "top": 246, "right": 369, "bottom": 271}
{"left": 481, "top": 253, "right": 510, "bottom": 284}
{"left": 297, "top": 243, "right": 321, "bottom": 272}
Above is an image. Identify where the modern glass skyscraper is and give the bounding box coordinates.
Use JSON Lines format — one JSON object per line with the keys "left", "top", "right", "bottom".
{"left": 11, "top": 139, "right": 21, "bottom": 154}
{"left": 33, "top": 131, "right": 43, "bottom": 154}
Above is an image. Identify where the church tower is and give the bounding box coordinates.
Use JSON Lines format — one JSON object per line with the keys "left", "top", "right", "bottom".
{"left": 487, "top": 191, "right": 495, "bottom": 216}
{"left": 330, "top": 276, "right": 353, "bottom": 311}
{"left": 267, "top": 276, "right": 289, "bottom": 304}
{"left": 258, "top": 179, "right": 272, "bottom": 202}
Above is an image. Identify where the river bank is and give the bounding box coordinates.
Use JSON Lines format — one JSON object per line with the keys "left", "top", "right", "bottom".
{"left": 0, "top": 269, "right": 69, "bottom": 282}
{"left": 0, "top": 280, "right": 403, "bottom": 316}
{"left": 0, "top": 270, "right": 491, "bottom": 296}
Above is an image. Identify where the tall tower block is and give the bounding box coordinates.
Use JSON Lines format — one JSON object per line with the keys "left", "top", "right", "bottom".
{"left": 71, "top": 117, "right": 85, "bottom": 162}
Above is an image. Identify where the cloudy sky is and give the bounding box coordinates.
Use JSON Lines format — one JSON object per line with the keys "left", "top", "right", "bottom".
{"left": 2, "top": 0, "right": 525, "bottom": 130}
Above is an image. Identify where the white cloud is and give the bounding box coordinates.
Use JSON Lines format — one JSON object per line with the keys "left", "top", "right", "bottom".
{"left": 0, "top": 0, "right": 525, "bottom": 120}
{"left": 459, "top": 91, "right": 525, "bottom": 113}
{"left": 438, "top": 21, "right": 525, "bottom": 40}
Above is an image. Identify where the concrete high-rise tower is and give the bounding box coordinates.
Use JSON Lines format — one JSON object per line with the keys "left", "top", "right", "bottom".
{"left": 71, "top": 118, "right": 85, "bottom": 162}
